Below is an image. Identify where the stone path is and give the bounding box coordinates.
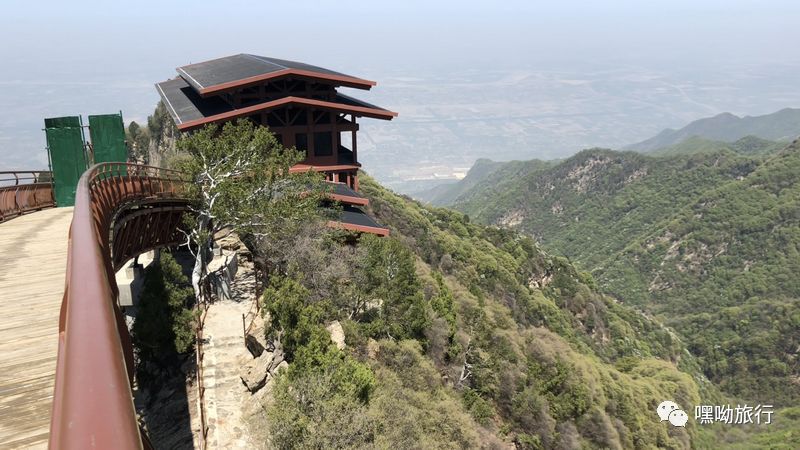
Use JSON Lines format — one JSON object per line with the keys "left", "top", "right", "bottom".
{"left": 201, "top": 258, "right": 258, "bottom": 449}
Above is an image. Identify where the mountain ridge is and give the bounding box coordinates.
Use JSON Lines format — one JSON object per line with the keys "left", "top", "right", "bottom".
{"left": 625, "top": 108, "right": 800, "bottom": 152}
{"left": 414, "top": 158, "right": 507, "bottom": 205}
{"left": 648, "top": 135, "right": 785, "bottom": 157}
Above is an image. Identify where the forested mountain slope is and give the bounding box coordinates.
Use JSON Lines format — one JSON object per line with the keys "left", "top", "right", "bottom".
{"left": 600, "top": 141, "right": 800, "bottom": 403}
{"left": 451, "top": 149, "right": 759, "bottom": 268}
{"left": 256, "top": 175, "right": 717, "bottom": 449}
{"left": 420, "top": 158, "right": 555, "bottom": 207}
{"left": 444, "top": 141, "right": 800, "bottom": 405}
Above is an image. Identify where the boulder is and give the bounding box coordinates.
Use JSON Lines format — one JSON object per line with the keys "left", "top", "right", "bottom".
{"left": 245, "top": 313, "right": 269, "bottom": 357}
{"left": 240, "top": 350, "right": 273, "bottom": 393}
{"left": 271, "top": 360, "right": 288, "bottom": 375}
{"left": 326, "top": 320, "right": 346, "bottom": 350}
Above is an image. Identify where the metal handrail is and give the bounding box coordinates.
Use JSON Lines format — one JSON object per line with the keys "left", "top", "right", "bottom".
{"left": 0, "top": 170, "right": 54, "bottom": 221}
{"left": 50, "top": 163, "right": 189, "bottom": 449}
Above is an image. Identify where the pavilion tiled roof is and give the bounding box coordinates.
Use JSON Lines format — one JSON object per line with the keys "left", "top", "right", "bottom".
{"left": 155, "top": 54, "right": 396, "bottom": 130}
{"left": 328, "top": 205, "right": 389, "bottom": 236}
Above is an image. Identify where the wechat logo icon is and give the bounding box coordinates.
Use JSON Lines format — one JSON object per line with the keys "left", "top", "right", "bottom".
{"left": 657, "top": 400, "right": 689, "bottom": 427}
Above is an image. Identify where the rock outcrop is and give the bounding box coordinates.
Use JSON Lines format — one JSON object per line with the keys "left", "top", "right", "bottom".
{"left": 326, "top": 320, "right": 346, "bottom": 350}
{"left": 240, "top": 350, "right": 272, "bottom": 393}
{"left": 245, "top": 313, "right": 268, "bottom": 357}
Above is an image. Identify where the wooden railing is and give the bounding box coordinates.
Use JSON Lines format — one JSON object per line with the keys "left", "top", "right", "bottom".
{"left": 50, "top": 163, "right": 190, "bottom": 449}
{"left": 0, "top": 170, "right": 54, "bottom": 221}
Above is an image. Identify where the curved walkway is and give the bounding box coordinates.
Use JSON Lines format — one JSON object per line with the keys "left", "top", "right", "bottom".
{"left": 0, "top": 208, "right": 73, "bottom": 449}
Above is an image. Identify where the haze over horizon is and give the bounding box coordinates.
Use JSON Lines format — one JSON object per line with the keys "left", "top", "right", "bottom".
{"left": 2, "top": 0, "right": 799, "bottom": 190}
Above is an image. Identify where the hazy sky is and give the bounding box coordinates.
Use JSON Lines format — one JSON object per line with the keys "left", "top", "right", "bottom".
{"left": 1, "top": 0, "right": 799, "bottom": 169}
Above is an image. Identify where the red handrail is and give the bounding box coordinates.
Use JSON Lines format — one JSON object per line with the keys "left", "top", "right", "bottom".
{"left": 50, "top": 163, "right": 189, "bottom": 449}
{"left": 0, "top": 170, "right": 54, "bottom": 221}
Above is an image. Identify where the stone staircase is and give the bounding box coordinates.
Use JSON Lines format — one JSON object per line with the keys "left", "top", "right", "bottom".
{"left": 202, "top": 298, "right": 256, "bottom": 449}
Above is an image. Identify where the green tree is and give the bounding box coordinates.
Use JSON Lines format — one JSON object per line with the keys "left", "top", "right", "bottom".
{"left": 147, "top": 101, "right": 176, "bottom": 146}
{"left": 359, "top": 234, "right": 429, "bottom": 340}
{"left": 176, "top": 119, "right": 325, "bottom": 303}
{"left": 126, "top": 121, "right": 150, "bottom": 163}
{"left": 262, "top": 273, "right": 377, "bottom": 448}
{"left": 132, "top": 252, "right": 196, "bottom": 367}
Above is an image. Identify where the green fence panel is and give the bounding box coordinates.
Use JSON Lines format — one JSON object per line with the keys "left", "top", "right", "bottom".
{"left": 45, "top": 116, "right": 87, "bottom": 207}
{"left": 44, "top": 116, "right": 82, "bottom": 128}
{"left": 89, "top": 113, "right": 128, "bottom": 164}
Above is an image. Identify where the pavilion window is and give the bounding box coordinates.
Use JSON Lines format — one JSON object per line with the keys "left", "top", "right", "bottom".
{"left": 295, "top": 133, "right": 308, "bottom": 158}
{"left": 314, "top": 131, "right": 333, "bottom": 156}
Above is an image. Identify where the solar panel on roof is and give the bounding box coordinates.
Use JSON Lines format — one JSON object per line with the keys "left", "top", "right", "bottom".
{"left": 155, "top": 78, "right": 234, "bottom": 125}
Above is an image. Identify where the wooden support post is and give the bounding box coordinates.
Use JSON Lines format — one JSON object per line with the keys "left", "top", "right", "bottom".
{"left": 351, "top": 115, "right": 358, "bottom": 164}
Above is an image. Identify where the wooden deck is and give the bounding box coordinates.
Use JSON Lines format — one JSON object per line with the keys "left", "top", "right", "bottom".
{"left": 0, "top": 208, "right": 73, "bottom": 449}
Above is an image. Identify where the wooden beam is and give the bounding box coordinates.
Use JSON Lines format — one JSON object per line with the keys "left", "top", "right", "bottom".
{"left": 196, "top": 69, "right": 377, "bottom": 96}
{"left": 352, "top": 115, "right": 358, "bottom": 164}
{"left": 176, "top": 96, "right": 396, "bottom": 131}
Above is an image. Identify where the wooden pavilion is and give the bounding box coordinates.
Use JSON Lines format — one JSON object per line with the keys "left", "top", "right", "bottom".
{"left": 156, "top": 54, "right": 397, "bottom": 235}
